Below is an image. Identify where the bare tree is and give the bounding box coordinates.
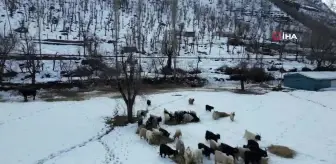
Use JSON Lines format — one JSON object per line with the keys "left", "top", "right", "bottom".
{"left": 5, "top": 0, "right": 18, "bottom": 17}
{"left": 0, "top": 34, "right": 18, "bottom": 82}
{"left": 309, "top": 34, "right": 336, "bottom": 68}
{"left": 114, "top": 0, "right": 120, "bottom": 71}
{"left": 236, "top": 61, "right": 249, "bottom": 91}
{"left": 117, "top": 53, "right": 142, "bottom": 123}
{"left": 21, "top": 35, "right": 39, "bottom": 84}
{"left": 170, "top": 0, "right": 178, "bottom": 78}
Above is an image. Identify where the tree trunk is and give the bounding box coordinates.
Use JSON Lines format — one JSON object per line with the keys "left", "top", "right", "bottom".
{"left": 127, "top": 100, "right": 133, "bottom": 123}
{"left": 240, "top": 80, "right": 245, "bottom": 91}
{"left": 32, "top": 60, "right": 36, "bottom": 84}
{"left": 166, "top": 50, "right": 172, "bottom": 69}
{"left": 0, "top": 60, "right": 6, "bottom": 82}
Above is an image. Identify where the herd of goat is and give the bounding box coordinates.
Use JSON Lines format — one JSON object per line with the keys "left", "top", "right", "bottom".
{"left": 135, "top": 98, "right": 268, "bottom": 164}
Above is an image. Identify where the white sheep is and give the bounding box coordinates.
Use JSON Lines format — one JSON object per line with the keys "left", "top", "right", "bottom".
{"left": 243, "top": 129, "right": 261, "bottom": 141}
{"left": 184, "top": 147, "right": 193, "bottom": 164}
{"left": 212, "top": 111, "right": 220, "bottom": 120}
{"left": 139, "top": 128, "right": 147, "bottom": 139}
{"left": 193, "top": 149, "right": 203, "bottom": 164}
{"left": 164, "top": 113, "right": 171, "bottom": 122}
{"left": 145, "top": 130, "right": 154, "bottom": 144}
{"left": 214, "top": 150, "right": 234, "bottom": 164}
{"left": 136, "top": 109, "right": 148, "bottom": 118}
{"left": 212, "top": 111, "right": 235, "bottom": 122}
{"left": 229, "top": 112, "right": 235, "bottom": 122}
{"left": 184, "top": 147, "right": 203, "bottom": 164}
{"left": 152, "top": 128, "right": 163, "bottom": 136}
{"left": 176, "top": 138, "right": 185, "bottom": 155}
{"left": 183, "top": 113, "right": 194, "bottom": 123}
{"left": 173, "top": 129, "right": 182, "bottom": 139}
{"left": 209, "top": 139, "right": 219, "bottom": 150}
{"left": 237, "top": 147, "right": 249, "bottom": 160}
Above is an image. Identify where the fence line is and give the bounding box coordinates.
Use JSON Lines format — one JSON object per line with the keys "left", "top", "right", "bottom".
{"left": 1, "top": 53, "right": 296, "bottom": 60}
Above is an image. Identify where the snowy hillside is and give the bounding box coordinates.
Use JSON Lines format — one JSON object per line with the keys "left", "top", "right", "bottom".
{"left": 0, "top": 0, "right": 308, "bottom": 55}
{"left": 1, "top": 90, "right": 336, "bottom": 164}
{"left": 1, "top": 0, "right": 324, "bottom": 85}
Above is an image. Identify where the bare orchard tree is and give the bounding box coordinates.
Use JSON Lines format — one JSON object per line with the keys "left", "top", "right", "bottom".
{"left": 0, "top": 34, "right": 18, "bottom": 82}
{"left": 171, "top": 0, "right": 178, "bottom": 78}
{"left": 236, "top": 61, "right": 249, "bottom": 91}
{"left": 117, "top": 53, "right": 142, "bottom": 123}
{"left": 21, "top": 35, "right": 39, "bottom": 84}
{"left": 309, "top": 34, "right": 336, "bottom": 68}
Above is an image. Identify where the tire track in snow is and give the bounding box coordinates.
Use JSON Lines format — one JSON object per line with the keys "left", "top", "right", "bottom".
{"left": 274, "top": 93, "right": 309, "bottom": 143}
{"left": 34, "top": 127, "right": 114, "bottom": 164}
{"left": 273, "top": 92, "right": 330, "bottom": 163}
{"left": 287, "top": 92, "right": 335, "bottom": 111}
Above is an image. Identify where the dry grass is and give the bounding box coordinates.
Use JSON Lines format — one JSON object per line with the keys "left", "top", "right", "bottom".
{"left": 164, "top": 119, "right": 200, "bottom": 126}
{"left": 268, "top": 145, "right": 296, "bottom": 158}
{"left": 44, "top": 96, "right": 85, "bottom": 102}
{"left": 104, "top": 115, "right": 140, "bottom": 127}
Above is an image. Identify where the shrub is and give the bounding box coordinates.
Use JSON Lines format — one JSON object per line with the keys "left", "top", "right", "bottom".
{"left": 314, "top": 66, "right": 336, "bottom": 71}
{"left": 247, "top": 67, "right": 274, "bottom": 82}
{"left": 287, "top": 68, "right": 297, "bottom": 72}
{"left": 229, "top": 74, "right": 243, "bottom": 81}
{"left": 301, "top": 67, "right": 312, "bottom": 71}
{"left": 188, "top": 69, "right": 202, "bottom": 74}
{"left": 224, "top": 67, "right": 241, "bottom": 75}
{"left": 267, "top": 66, "right": 279, "bottom": 71}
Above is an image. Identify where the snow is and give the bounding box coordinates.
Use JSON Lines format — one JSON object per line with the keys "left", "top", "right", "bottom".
{"left": 286, "top": 71, "right": 336, "bottom": 80}
{"left": 0, "top": 0, "right": 318, "bottom": 85}
{"left": 322, "top": 0, "right": 336, "bottom": 12}
{"left": 1, "top": 90, "right": 336, "bottom": 164}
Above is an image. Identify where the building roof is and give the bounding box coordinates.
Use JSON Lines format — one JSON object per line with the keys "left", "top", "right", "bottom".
{"left": 285, "top": 71, "right": 336, "bottom": 80}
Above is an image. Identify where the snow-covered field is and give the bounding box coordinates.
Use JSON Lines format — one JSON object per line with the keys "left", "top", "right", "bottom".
{"left": 1, "top": 90, "right": 336, "bottom": 164}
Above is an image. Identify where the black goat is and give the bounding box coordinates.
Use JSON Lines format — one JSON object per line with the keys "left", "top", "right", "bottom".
{"left": 164, "top": 109, "right": 173, "bottom": 118}
{"left": 19, "top": 88, "right": 37, "bottom": 102}
{"left": 205, "top": 130, "right": 220, "bottom": 142}
{"left": 188, "top": 111, "right": 200, "bottom": 122}
{"left": 159, "top": 128, "right": 170, "bottom": 137}
{"left": 147, "top": 100, "right": 151, "bottom": 106}
{"left": 150, "top": 114, "right": 162, "bottom": 123}
{"left": 205, "top": 104, "right": 214, "bottom": 112}
{"left": 218, "top": 143, "right": 239, "bottom": 160}
{"left": 244, "top": 150, "right": 264, "bottom": 164}
{"left": 243, "top": 139, "right": 259, "bottom": 149}
{"left": 174, "top": 111, "right": 186, "bottom": 123}
{"left": 159, "top": 144, "right": 178, "bottom": 158}
{"left": 145, "top": 117, "right": 155, "bottom": 130}
{"left": 248, "top": 146, "right": 268, "bottom": 157}
{"left": 198, "top": 143, "right": 215, "bottom": 159}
